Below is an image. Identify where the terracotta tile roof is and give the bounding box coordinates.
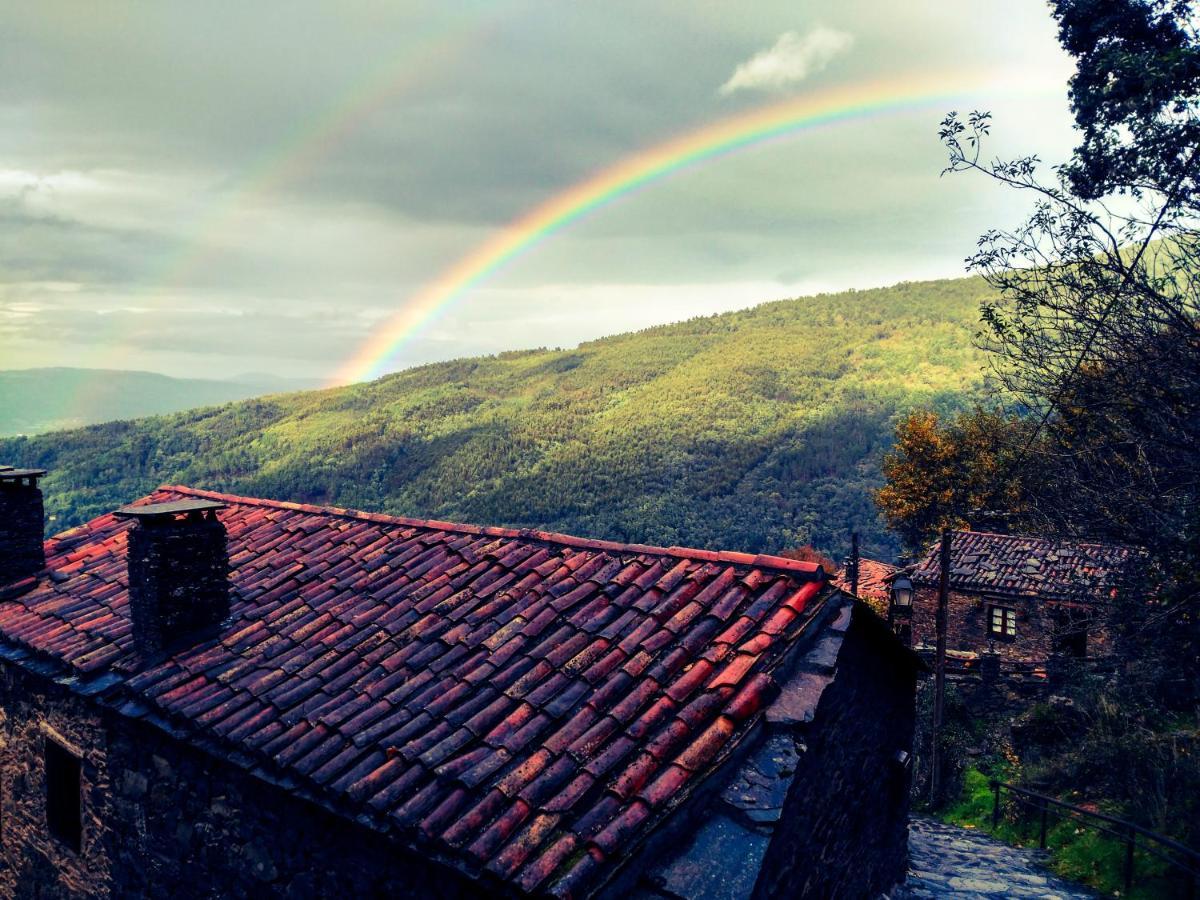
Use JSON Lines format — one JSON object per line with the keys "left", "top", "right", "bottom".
{"left": 834, "top": 558, "right": 895, "bottom": 607}
{"left": 0, "top": 486, "right": 834, "bottom": 898}
{"left": 911, "top": 530, "right": 1133, "bottom": 602}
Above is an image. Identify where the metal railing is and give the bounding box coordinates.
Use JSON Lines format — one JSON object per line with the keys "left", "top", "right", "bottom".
{"left": 990, "top": 780, "right": 1200, "bottom": 898}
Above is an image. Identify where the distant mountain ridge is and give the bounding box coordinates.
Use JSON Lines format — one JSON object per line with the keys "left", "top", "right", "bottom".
{"left": 0, "top": 368, "right": 319, "bottom": 436}
{"left": 0, "top": 276, "right": 991, "bottom": 559}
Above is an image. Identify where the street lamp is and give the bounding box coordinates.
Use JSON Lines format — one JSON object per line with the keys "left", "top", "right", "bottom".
{"left": 891, "top": 574, "right": 914, "bottom": 608}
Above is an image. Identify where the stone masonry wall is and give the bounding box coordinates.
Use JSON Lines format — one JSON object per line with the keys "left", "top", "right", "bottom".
{"left": 103, "top": 717, "right": 483, "bottom": 900}
{"left": 750, "top": 608, "right": 918, "bottom": 899}
{"left": 0, "top": 659, "right": 484, "bottom": 900}
{"left": 0, "top": 661, "right": 114, "bottom": 899}
{"left": 909, "top": 588, "right": 1110, "bottom": 666}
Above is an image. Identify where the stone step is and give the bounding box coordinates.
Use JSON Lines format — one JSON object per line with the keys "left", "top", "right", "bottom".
{"left": 897, "top": 817, "right": 1097, "bottom": 899}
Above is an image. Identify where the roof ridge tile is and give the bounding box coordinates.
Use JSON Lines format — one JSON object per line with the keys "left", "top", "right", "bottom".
{"left": 157, "top": 485, "right": 825, "bottom": 577}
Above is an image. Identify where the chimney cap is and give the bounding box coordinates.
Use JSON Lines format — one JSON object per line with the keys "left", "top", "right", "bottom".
{"left": 114, "top": 499, "right": 226, "bottom": 521}
{"left": 0, "top": 468, "right": 47, "bottom": 483}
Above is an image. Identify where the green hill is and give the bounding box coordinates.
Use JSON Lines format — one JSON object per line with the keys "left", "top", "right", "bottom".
{"left": 0, "top": 276, "right": 991, "bottom": 560}
{"left": 0, "top": 368, "right": 319, "bottom": 436}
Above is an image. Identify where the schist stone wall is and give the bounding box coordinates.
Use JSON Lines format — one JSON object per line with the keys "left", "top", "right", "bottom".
{"left": 627, "top": 600, "right": 919, "bottom": 900}
{"left": 0, "top": 660, "right": 479, "bottom": 900}
{"left": 125, "top": 512, "right": 229, "bottom": 657}
{"left": 908, "top": 587, "right": 1110, "bottom": 665}
{"left": 0, "top": 661, "right": 111, "bottom": 899}
{"left": 750, "top": 608, "right": 917, "bottom": 899}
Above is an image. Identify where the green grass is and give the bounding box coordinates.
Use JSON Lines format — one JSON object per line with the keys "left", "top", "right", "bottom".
{"left": 941, "top": 767, "right": 1009, "bottom": 831}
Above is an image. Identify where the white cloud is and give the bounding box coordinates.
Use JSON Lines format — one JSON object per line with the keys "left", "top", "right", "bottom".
{"left": 719, "top": 27, "right": 854, "bottom": 96}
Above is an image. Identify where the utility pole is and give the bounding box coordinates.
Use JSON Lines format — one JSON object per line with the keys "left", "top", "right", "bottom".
{"left": 849, "top": 531, "right": 860, "bottom": 598}
{"left": 930, "top": 527, "right": 951, "bottom": 805}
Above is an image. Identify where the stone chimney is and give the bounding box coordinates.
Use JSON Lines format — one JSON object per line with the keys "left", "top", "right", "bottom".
{"left": 968, "top": 510, "right": 1012, "bottom": 534}
{"left": 0, "top": 467, "right": 47, "bottom": 584}
{"left": 114, "top": 499, "right": 229, "bottom": 655}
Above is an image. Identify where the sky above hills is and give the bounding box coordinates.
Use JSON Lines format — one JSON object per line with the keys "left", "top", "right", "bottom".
{"left": 1, "top": 1, "right": 1075, "bottom": 382}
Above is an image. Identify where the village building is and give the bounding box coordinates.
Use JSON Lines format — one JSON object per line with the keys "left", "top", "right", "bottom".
{"left": 0, "top": 468, "right": 919, "bottom": 899}
{"left": 833, "top": 557, "right": 896, "bottom": 619}
{"left": 906, "top": 531, "right": 1132, "bottom": 668}
{"left": 848, "top": 531, "right": 1133, "bottom": 673}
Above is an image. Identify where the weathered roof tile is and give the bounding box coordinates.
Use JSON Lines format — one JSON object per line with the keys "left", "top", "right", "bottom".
{"left": 909, "top": 530, "right": 1132, "bottom": 601}
{"left": 0, "top": 485, "right": 832, "bottom": 897}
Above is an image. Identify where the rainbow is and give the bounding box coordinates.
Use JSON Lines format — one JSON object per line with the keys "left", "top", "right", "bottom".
{"left": 332, "top": 73, "right": 991, "bottom": 386}
{"left": 151, "top": 11, "right": 503, "bottom": 291}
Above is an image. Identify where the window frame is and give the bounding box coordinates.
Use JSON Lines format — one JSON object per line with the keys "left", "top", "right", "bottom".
{"left": 986, "top": 603, "right": 1018, "bottom": 642}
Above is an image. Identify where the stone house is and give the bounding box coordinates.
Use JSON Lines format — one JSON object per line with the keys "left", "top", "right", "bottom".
{"left": 902, "top": 531, "right": 1133, "bottom": 669}
{"left": 0, "top": 468, "right": 919, "bottom": 899}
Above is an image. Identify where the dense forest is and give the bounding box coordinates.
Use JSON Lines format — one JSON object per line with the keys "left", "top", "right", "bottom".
{"left": 0, "top": 276, "right": 989, "bottom": 561}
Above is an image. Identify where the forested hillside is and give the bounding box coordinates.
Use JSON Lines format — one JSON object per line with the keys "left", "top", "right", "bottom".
{"left": 0, "top": 277, "right": 990, "bottom": 560}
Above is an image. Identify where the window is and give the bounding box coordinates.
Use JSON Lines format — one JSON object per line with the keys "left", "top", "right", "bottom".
{"left": 1054, "top": 629, "right": 1088, "bottom": 658}
{"left": 988, "top": 605, "right": 1017, "bottom": 641}
{"left": 44, "top": 738, "right": 81, "bottom": 852}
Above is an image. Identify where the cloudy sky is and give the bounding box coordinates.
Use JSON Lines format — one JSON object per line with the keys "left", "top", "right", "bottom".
{"left": 1, "top": 1, "right": 1076, "bottom": 383}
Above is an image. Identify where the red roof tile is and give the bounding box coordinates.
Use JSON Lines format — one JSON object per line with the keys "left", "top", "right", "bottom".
{"left": 0, "top": 485, "right": 834, "bottom": 897}
{"left": 834, "top": 557, "right": 896, "bottom": 607}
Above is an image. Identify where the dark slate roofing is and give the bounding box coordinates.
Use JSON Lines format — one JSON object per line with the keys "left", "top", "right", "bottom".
{"left": 911, "top": 530, "right": 1133, "bottom": 602}
{"left": 0, "top": 486, "right": 835, "bottom": 898}
{"left": 833, "top": 558, "right": 895, "bottom": 609}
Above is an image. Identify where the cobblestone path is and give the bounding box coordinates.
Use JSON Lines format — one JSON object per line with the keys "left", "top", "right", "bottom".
{"left": 899, "top": 817, "right": 1097, "bottom": 898}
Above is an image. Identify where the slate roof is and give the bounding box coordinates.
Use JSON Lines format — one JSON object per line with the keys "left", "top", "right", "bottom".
{"left": 0, "top": 486, "right": 835, "bottom": 898}
{"left": 910, "top": 530, "right": 1133, "bottom": 602}
{"left": 834, "top": 558, "right": 895, "bottom": 609}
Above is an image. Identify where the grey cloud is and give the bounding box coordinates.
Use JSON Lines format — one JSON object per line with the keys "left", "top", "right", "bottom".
{"left": 0, "top": 0, "right": 1075, "bottom": 379}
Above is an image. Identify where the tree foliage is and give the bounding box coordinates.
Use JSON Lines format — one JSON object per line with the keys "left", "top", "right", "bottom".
{"left": 876, "top": 408, "right": 1029, "bottom": 550}
{"left": 929, "top": 0, "right": 1200, "bottom": 672}
{"left": 883, "top": 0, "right": 1200, "bottom": 836}
{"left": 1054, "top": 0, "right": 1200, "bottom": 202}
{"left": 777, "top": 544, "right": 837, "bottom": 574}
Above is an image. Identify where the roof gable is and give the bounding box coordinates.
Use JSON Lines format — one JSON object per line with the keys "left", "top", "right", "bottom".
{"left": 0, "top": 486, "right": 832, "bottom": 897}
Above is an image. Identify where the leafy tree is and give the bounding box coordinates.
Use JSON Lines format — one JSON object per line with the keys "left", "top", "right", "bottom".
{"left": 778, "top": 544, "right": 837, "bottom": 574}
{"left": 1054, "top": 0, "right": 1200, "bottom": 203}
{"left": 876, "top": 408, "right": 1029, "bottom": 550}
{"left": 935, "top": 3, "right": 1200, "bottom": 699}
{"left": 884, "top": 0, "right": 1200, "bottom": 844}
{"left": 931, "top": 0, "right": 1200, "bottom": 566}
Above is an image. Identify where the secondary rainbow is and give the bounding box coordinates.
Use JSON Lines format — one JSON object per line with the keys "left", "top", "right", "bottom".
{"left": 64, "top": 8, "right": 507, "bottom": 424}
{"left": 332, "top": 73, "right": 980, "bottom": 386}
{"left": 150, "top": 9, "right": 509, "bottom": 293}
